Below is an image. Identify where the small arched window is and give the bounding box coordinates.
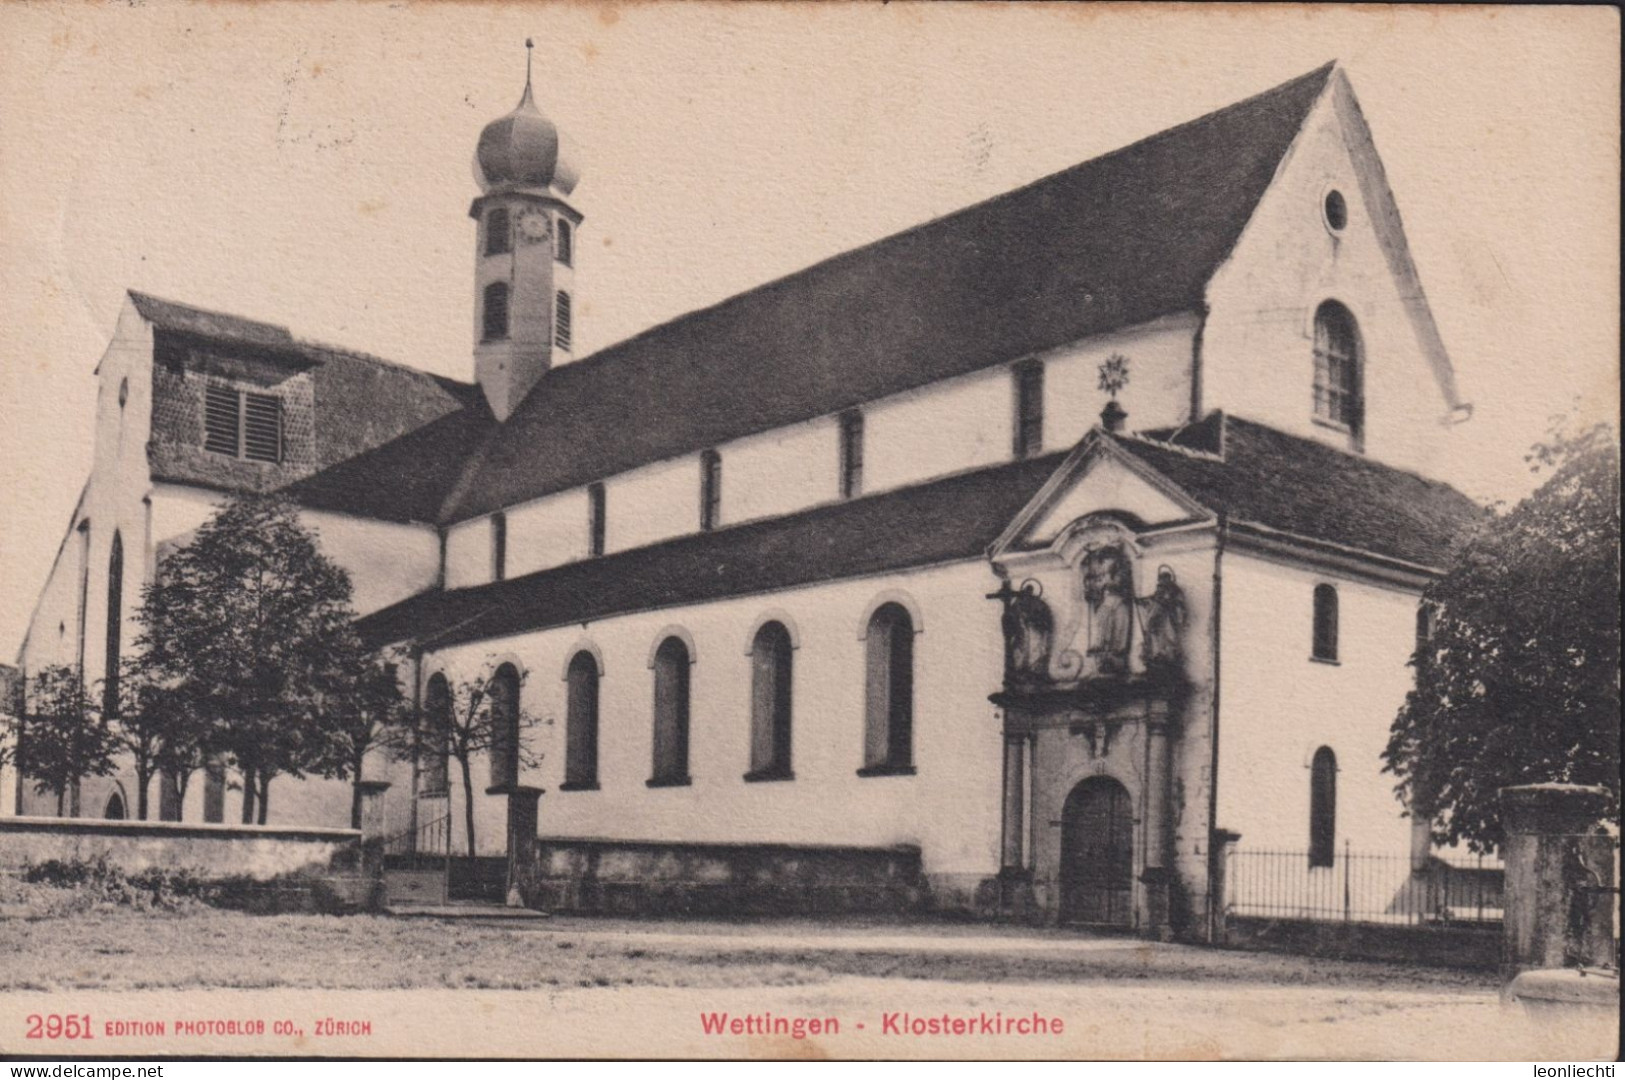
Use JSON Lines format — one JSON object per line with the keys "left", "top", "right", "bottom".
{"left": 650, "top": 637, "right": 691, "bottom": 786}
{"left": 747, "top": 622, "right": 794, "bottom": 781}
{"left": 421, "top": 673, "right": 451, "bottom": 795}
{"left": 554, "top": 290, "right": 572, "bottom": 351}
{"left": 1309, "top": 746, "right": 1338, "bottom": 868}
{"left": 1312, "top": 584, "right": 1339, "bottom": 662}
{"left": 861, "top": 602, "right": 915, "bottom": 774}
{"left": 487, "top": 663, "right": 522, "bottom": 790}
{"left": 556, "top": 218, "right": 573, "bottom": 266}
{"left": 103, "top": 531, "right": 123, "bottom": 718}
{"left": 483, "top": 282, "right": 510, "bottom": 342}
{"left": 1312, "top": 301, "right": 1362, "bottom": 435}
{"left": 564, "top": 651, "right": 600, "bottom": 790}
{"left": 485, "top": 207, "right": 511, "bottom": 256}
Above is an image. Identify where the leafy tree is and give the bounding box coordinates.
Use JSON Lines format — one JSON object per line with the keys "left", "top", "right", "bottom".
{"left": 308, "top": 642, "right": 410, "bottom": 829}
{"left": 132, "top": 494, "right": 361, "bottom": 823}
{"left": 408, "top": 666, "right": 542, "bottom": 857}
{"left": 11, "top": 665, "right": 116, "bottom": 817}
{"left": 1385, "top": 419, "right": 1620, "bottom": 852}
{"left": 107, "top": 659, "right": 210, "bottom": 821}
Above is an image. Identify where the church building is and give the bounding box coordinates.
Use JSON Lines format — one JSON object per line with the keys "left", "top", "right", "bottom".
{"left": 8, "top": 62, "right": 1483, "bottom": 936}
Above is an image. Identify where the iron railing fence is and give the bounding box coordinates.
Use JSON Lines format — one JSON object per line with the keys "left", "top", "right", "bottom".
{"left": 382, "top": 810, "right": 451, "bottom": 862}
{"left": 1227, "top": 842, "right": 1503, "bottom": 926}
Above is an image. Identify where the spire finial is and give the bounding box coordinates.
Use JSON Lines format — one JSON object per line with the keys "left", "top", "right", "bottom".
{"left": 525, "top": 38, "right": 534, "bottom": 94}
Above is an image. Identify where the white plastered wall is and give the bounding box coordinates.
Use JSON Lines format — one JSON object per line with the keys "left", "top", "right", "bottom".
{"left": 1215, "top": 550, "right": 1421, "bottom": 856}
{"left": 446, "top": 315, "right": 1196, "bottom": 589}
{"left": 418, "top": 560, "right": 1009, "bottom": 873}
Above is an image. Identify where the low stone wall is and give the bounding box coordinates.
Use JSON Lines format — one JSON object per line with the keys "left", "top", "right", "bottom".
{"left": 524, "top": 837, "right": 925, "bottom": 917}
{"left": 0, "top": 816, "right": 379, "bottom": 913}
{"left": 1225, "top": 915, "right": 1501, "bottom": 970}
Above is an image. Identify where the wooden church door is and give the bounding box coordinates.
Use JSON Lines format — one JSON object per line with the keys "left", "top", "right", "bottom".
{"left": 1060, "top": 776, "right": 1134, "bottom": 927}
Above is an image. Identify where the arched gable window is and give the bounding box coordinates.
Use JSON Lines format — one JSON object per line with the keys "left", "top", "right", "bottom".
{"left": 421, "top": 673, "right": 451, "bottom": 795}
{"left": 746, "top": 621, "right": 794, "bottom": 781}
{"left": 649, "top": 637, "right": 692, "bottom": 786}
{"left": 1312, "top": 584, "right": 1339, "bottom": 662}
{"left": 1309, "top": 746, "right": 1338, "bottom": 868}
{"left": 1312, "top": 301, "right": 1362, "bottom": 435}
{"left": 860, "top": 602, "right": 915, "bottom": 775}
{"left": 563, "top": 651, "right": 600, "bottom": 790}
{"left": 487, "top": 663, "right": 522, "bottom": 790}
{"left": 482, "top": 282, "right": 510, "bottom": 342}
{"left": 485, "top": 207, "right": 511, "bottom": 256}
{"left": 556, "top": 218, "right": 573, "bottom": 266}
{"left": 103, "top": 531, "right": 123, "bottom": 717}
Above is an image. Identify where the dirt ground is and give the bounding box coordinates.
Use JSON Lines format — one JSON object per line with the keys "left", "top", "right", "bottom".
{"left": 1, "top": 907, "right": 1615, "bottom": 1060}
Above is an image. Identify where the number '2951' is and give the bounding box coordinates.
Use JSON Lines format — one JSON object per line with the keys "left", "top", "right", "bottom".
{"left": 26, "top": 1014, "right": 94, "bottom": 1039}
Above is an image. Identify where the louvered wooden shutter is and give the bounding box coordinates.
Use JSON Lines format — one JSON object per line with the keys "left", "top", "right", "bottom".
{"left": 243, "top": 393, "right": 282, "bottom": 463}
{"left": 203, "top": 384, "right": 240, "bottom": 455}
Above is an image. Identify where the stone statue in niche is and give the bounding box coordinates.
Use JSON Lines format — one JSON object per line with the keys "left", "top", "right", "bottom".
{"left": 988, "top": 578, "right": 1054, "bottom": 683}
{"left": 1082, "top": 543, "right": 1134, "bottom": 677}
{"left": 1137, "top": 565, "right": 1188, "bottom": 671}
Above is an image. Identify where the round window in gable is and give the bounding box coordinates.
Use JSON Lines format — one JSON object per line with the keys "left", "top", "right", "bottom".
{"left": 1323, "top": 189, "right": 1348, "bottom": 233}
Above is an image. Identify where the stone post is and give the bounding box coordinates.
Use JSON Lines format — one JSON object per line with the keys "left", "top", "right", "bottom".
{"left": 1209, "top": 828, "right": 1242, "bottom": 944}
{"left": 505, "top": 785, "right": 544, "bottom": 908}
{"left": 1141, "top": 709, "right": 1173, "bottom": 939}
{"left": 1500, "top": 783, "right": 1616, "bottom": 980}
{"left": 355, "top": 780, "right": 391, "bottom": 911}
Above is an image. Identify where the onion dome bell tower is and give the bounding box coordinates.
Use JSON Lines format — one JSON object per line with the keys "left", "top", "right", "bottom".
{"left": 472, "top": 41, "right": 583, "bottom": 421}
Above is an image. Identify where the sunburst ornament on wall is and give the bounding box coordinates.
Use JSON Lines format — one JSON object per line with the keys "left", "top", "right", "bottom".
{"left": 1098, "top": 353, "right": 1131, "bottom": 399}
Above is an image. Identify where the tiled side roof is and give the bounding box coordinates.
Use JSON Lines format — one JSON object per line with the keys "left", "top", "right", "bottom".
{"left": 357, "top": 451, "right": 1070, "bottom": 650}
{"left": 1120, "top": 414, "right": 1484, "bottom": 569}
{"left": 359, "top": 413, "right": 1481, "bottom": 653}
{"left": 443, "top": 64, "right": 1336, "bottom": 524}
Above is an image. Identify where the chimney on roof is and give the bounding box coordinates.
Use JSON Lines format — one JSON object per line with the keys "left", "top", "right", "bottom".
{"left": 1101, "top": 399, "right": 1127, "bottom": 434}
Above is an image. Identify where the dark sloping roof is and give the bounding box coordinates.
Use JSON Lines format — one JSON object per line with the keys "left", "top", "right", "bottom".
{"left": 1120, "top": 413, "right": 1484, "bottom": 568}
{"left": 357, "top": 451, "right": 1069, "bottom": 650}
{"left": 301, "top": 345, "right": 483, "bottom": 474}
{"left": 131, "top": 291, "right": 298, "bottom": 353}
{"left": 279, "top": 398, "right": 495, "bottom": 524}
{"left": 444, "top": 64, "right": 1335, "bottom": 523}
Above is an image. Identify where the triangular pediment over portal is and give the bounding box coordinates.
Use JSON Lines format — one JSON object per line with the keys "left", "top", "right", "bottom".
{"left": 990, "top": 431, "right": 1213, "bottom": 559}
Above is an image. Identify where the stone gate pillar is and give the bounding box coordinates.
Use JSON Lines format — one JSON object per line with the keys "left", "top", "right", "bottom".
{"left": 505, "top": 786, "right": 544, "bottom": 908}
{"left": 355, "top": 780, "right": 392, "bottom": 911}
{"left": 1500, "top": 783, "right": 1616, "bottom": 979}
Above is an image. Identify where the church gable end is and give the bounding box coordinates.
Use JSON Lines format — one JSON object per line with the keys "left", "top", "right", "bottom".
{"left": 1200, "top": 67, "right": 1466, "bottom": 478}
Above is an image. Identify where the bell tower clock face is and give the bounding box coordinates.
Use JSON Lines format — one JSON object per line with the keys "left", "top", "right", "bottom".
{"left": 517, "top": 210, "right": 552, "bottom": 243}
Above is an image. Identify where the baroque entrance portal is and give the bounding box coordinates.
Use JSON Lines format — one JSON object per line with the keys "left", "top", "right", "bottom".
{"left": 1060, "top": 777, "right": 1134, "bottom": 926}
{"left": 987, "top": 514, "right": 1195, "bottom": 936}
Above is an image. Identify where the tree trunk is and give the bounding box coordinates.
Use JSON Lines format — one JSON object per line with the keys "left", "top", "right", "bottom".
{"left": 348, "top": 749, "right": 367, "bottom": 830}
{"left": 257, "top": 772, "right": 271, "bottom": 825}
{"left": 135, "top": 766, "right": 150, "bottom": 821}
{"left": 55, "top": 787, "right": 65, "bottom": 818}
{"left": 460, "top": 757, "right": 477, "bottom": 857}
{"left": 241, "top": 765, "right": 257, "bottom": 824}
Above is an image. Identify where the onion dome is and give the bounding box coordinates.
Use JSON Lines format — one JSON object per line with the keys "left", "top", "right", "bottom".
{"left": 474, "top": 81, "right": 579, "bottom": 196}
